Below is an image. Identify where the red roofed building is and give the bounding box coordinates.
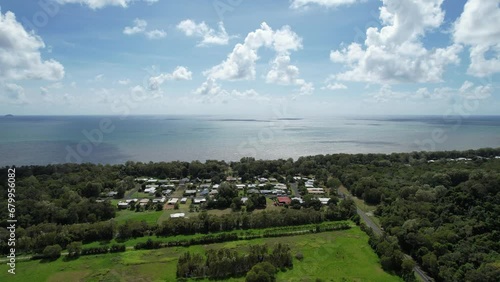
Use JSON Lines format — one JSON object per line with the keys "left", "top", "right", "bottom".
{"left": 277, "top": 196, "right": 291, "bottom": 205}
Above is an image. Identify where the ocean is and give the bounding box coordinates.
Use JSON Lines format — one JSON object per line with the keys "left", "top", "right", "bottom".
{"left": 1, "top": 115, "right": 500, "bottom": 166}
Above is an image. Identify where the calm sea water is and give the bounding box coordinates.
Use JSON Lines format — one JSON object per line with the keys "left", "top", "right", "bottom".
{"left": 1, "top": 115, "right": 499, "bottom": 166}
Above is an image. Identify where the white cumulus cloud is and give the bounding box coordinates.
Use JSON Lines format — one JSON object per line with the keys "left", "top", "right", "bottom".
{"left": 148, "top": 66, "right": 193, "bottom": 91}
{"left": 459, "top": 81, "right": 493, "bottom": 100}
{"left": 118, "top": 79, "right": 131, "bottom": 85}
{"left": 0, "top": 10, "right": 64, "bottom": 81}
{"left": 330, "top": 0, "right": 462, "bottom": 84}
{"left": 323, "top": 82, "right": 347, "bottom": 90}
{"left": 57, "top": 0, "right": 129, "bottom": 9}
{"left": 123, "top": 18, "right": 166, "bottom": 40}
{"left": 146, "top": 29, "right": 167, "bottom": 39}
{"left": 56, "top": 0, "right": 158, "bottom": 9}
{"left": 290, "top": 0, "right": 361, "bottom": 9}
{"left": 2, "top": 83, "right": 28, "bottom": 104}
{"left": 123, "top": 18, "right": 147, "bottom": 35}
{"left": 177, "top": 20, "right": 233, "bottom": 46}
{"left": 193, "top": 78, "right": 268, "bottom": 103}
{"left": 204, "top": 22, "right": 312, "bottom": 95}
{"left": 453, "top": 0, "right": 500, "bottom": 77}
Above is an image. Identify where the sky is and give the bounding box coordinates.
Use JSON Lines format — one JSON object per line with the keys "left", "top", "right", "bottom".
{"left": 0, "top": 0, "right": 499, "bottom": 116}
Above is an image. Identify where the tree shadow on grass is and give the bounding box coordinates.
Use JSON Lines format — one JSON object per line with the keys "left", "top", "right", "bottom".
{"left": 63, "top": 255, "right": 80, "bottom": 262}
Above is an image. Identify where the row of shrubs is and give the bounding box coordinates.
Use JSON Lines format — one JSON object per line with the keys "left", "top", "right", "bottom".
{"left": 81, "top": 244, "right": 126, "bottom": 255}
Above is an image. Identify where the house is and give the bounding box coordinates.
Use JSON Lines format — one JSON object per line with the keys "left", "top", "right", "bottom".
{"left": 139, "top": 199, "right": 150, "bottom": 206}
{"left": 247, "top": 189, "right": 259, "bottom": 194}
{"left": 162, "top": 189, "right": 173, "bottom": 195}
{"left": 184, "top": 189, "right": 197, "bottom": 196}
{"left": 160, "top": 184, "right": 175, "bottom": 189}
{"left": 193, "top": 197, "right": 207, "bottom": 204}
{"left": 212, "top": 184, "right": 220, "bottom": 189}
{"left": 180, "top": 178, "right": 190, "bottom": 185}
{"left": 199, "top": 188, "right": 209, "bottom": 196}
{"left": 209, "top": 189, "right": 219, "bottom": 195}
{"left": 226, "top": 176, "right": 237, "bottom": 182}
{"left": 117, "top": 201, "right": 129, "bottom": 209}
{"left": 241, "top": 197, "right": 249, "bottom": 204}
{"left": 318, "top": 198, "right": 330, "bottom": 205}
{"left": 269, "top": 177, "right": 277, "bottom": 182}
{"left": 180, "top": 197, "right": 187, "bottom": 204}
{"left": 307, "top": 188, "right": 325, "bottom": 194}
{"left": 167, "top": 198, "right": 179, "bottom": 205}
{"left": 274, "top": 183, "right": 287, "bottom": 190}
{"left": 260, "top": 190, "right": 273, "bottom": 195}
{"left": 170, "top": 213, "right": 185, "bottom": 219}
{"left": 277, "top": 196, "right": 292, "bottom": 205}
{"left": 258, "top": 177, "right": 268, "bottom": 183}
{"left": 291, "top": 197, "right": 303, "bottom": 204}
{"left": 135, "top": 177, "right": 148, "bottom": 182}
{"left": 236, "top": 184, "right": 246, "bottom": 189}
{"left": 305, "top": 179, "right": 315, "bottom": 186}
{"left": 200, "top": 184, "right": 211, "bottom": 189}
{"left": 107, "top": 191, "right": 118, "bottom": 197}
{"left": 146, "top": 178, "right": 157, "bottom": 183}
{"left": 152, "top": 197, "right": 166, "bottom": 203}
{"left": 125, "top": 199, "right": 138, "bottom": 204}
{"left": 170, "top": 179, "right": 179, "bottom": 183}
{"left": 144, "top": 187, "right": 157, "bottom": 194}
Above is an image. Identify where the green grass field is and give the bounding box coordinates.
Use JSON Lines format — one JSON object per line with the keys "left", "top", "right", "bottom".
{"left": 0, "top": 227, "right": 401, "bottom": 282}
{"left": 112, "top": 209, "right": 163, "bottom": 225}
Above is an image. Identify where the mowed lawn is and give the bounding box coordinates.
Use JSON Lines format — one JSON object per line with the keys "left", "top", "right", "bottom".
{"left": 112, "top": 209, "right": 163, "bottom": 225}
{"left": 0, "top": 227, "right": 401, "bottom": 282}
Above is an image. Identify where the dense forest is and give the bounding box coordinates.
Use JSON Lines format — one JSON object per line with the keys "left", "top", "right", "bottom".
{"left": 1, "top": 147, "right": 500, "bottom": 281}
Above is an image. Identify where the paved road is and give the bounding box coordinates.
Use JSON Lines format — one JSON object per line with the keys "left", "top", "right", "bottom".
{"left": 339, "top": 190, "right": 434, "bottom": 282}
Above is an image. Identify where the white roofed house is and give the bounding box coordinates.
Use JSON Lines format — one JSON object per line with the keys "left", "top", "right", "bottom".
{"left": 236, "top": 184, "right": 246, "bottom": 189}
{"left": 170, "top": 213, "right": 185, "bottom": 219}
{"left": 180, "top": 197, "right": 187, "bottom": 204}
{"left": 153, "top": 197, "right": 166, "bottom": 203}
{"left": 318, "top": 198, "right": 330, "bottom": 205}
{"left": 167, "top": 198, "right": 179, "bottom": 205}
{"left": 184, "top": 189, "right": 197, "bottom": 196}
{"left": 193, "top": 197, "right": 207, "bottom": 204}
{"left": 307, "top": 188, "right": 325, "bottom": 194}
{"left": 117, "top": 201, "right": 129, "bottom": 209}
{"left": 139, "top": 198, "right": 150, "bottom": 206}
{"left": 274, "top": 183, "right": 287, "bottom": 190}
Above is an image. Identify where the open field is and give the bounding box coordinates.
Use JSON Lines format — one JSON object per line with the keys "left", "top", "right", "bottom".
{"left": 112, "top": 209, "right": 163, "bottom": 225}
{"left": 0, "top": 227, "right": 401, "bottom": 282}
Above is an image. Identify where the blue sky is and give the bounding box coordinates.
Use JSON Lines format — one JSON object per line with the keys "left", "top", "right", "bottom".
{"left": 0, "top": 0, "right": 498, "bottom": 116}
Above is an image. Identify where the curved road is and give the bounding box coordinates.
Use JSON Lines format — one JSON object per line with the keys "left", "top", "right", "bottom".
{"left": 340, "top": 190, "right": 434, "bottom": 282}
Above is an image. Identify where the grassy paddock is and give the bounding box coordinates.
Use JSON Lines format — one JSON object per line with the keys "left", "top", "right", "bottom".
{"left": 112, "top": 209, "right": 163, "bottom": 225}
{"left": 0, "top": 227, "right": 400, "bottom": 282}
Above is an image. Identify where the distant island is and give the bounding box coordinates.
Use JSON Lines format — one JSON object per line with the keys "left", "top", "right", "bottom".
{"left": 4, "top": 114, "right": 13, "bottom": 117}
